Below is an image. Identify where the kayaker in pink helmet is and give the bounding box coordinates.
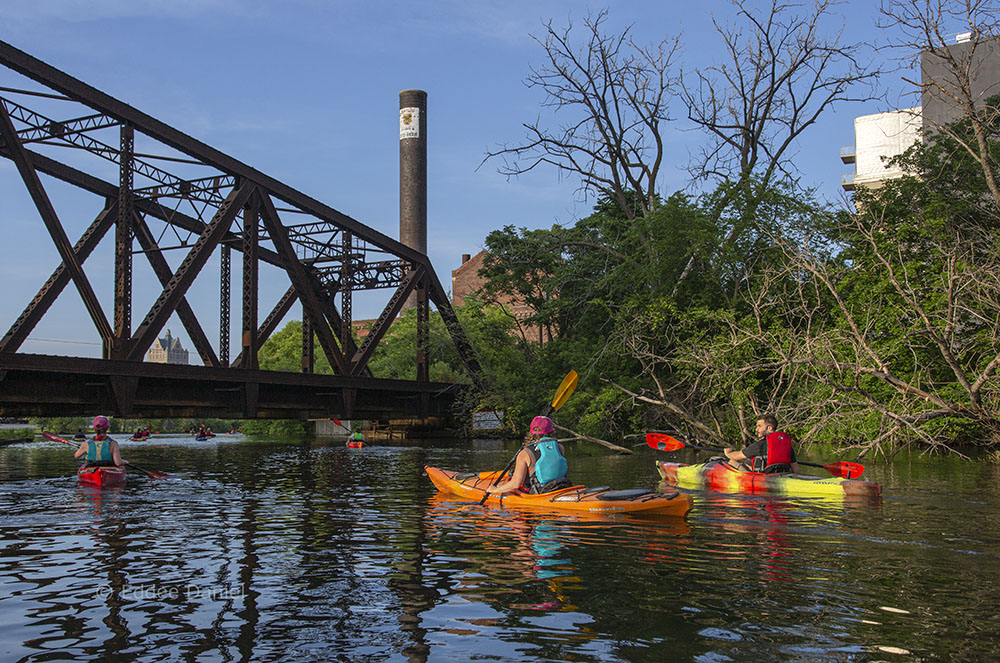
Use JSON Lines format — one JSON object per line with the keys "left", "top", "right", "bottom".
{"left": 724, "top": 413, "right": 799, "bottom": 474}
{"left": 485, "top": 415, "right": 572, "bottom": 496}
{"left": 73, "top": 415, "right": 124, "bottom": 470}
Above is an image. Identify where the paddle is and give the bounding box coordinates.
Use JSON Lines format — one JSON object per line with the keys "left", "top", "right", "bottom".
{"left": 479, "top": 370, "right": 579, "bottom": 505}
{"left": 332, "top": 417, "right": 349, "bottom": 432}
{"left": 42, "top": 431, "right": 170, "bottom": 479}
{"left": 645, "top": 431, "right": 866, "bottom": 479}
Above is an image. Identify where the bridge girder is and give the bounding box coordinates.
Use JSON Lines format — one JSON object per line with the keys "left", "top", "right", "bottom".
{"left": 0, "top": 40, "right": 486, "bottom": 418}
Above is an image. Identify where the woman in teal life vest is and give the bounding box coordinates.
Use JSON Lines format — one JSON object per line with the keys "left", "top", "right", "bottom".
{"left": 485, "top": 416, "right": 573, "bottom": 496}
{"left": 73, "top": 415, "right": 124, "bottom": 469}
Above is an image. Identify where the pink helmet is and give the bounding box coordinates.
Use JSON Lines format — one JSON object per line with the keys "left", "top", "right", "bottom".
{"left": 92, "top": 415, "right": 110, "bottom": 431}
{"left": 529, "top": 416, "right": 554, "bottom": 435}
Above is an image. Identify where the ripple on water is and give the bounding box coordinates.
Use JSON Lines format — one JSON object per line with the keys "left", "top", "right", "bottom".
{"left": 1, "top": 441, "right": 999, "bottom": 661}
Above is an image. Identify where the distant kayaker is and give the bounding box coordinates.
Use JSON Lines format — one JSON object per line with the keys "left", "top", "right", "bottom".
{"left": 724, "top": 414, "right": 799, "bottom": 474}
{"left": 485, "top": 416, "right": 573, "bottom": 495}
{"left": 74, "top": 415, "right": 124, "bottom": 469}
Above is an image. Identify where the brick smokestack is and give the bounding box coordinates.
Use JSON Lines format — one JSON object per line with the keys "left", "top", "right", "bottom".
{"left": 399, "top": 90, "right": 427, "bottom": 309}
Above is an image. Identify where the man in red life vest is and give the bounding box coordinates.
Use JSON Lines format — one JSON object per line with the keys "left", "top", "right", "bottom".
{"left": 723, "top": 414, "right": 800, "bottom": 474}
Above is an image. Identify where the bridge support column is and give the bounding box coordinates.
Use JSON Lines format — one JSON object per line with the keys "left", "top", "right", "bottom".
{"left": 220, "top": 244, "right": 231, "bottom": 365}
{"left": 301, "top": 313, "right": 314, "bottom": 374}
{"left": 242, "top": 195, "right": 260, "bottom": 369}
{"left": 416, "top": 280, "right": 429, "bottom": 382}
{"left": 112, "top": 124, "right": 134, "bottom": 359}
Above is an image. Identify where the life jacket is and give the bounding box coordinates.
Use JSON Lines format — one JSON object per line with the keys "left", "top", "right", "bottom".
{"left": 86, "top": 435, "right": 115, "bottom": 467}
{"left": 751, "top": 431, "right": 793, "bottom": 473}
{"left": 524, "top": 437, "right": 570, "bottom": 493}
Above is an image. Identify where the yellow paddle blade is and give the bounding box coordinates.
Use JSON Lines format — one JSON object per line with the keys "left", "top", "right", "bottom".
{"left": 551, "top": 370, "right": 578, "bottom": 412}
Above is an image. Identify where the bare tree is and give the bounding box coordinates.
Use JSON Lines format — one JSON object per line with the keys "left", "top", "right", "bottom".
{"left": 483, "top": 9, "right": 681, "bottom": 220}
{"left": 685, "top": 0, "right": 881, "bottom": 190}
{"left": 879, "top": 0, "right": 1000, "bottom": 211}
{"left": 671, "top": 0, "right": 882, "bottom": 293}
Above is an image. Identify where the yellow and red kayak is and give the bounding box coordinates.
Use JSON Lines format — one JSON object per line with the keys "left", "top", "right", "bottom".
{"left": 77, "top": 465, "right": 127, "bottom": 489}
{"left": 425, "top": 466, "right": 692, "bottom": 518}
{"left": 656, "top": 459, "right": 881, "bottom": 499}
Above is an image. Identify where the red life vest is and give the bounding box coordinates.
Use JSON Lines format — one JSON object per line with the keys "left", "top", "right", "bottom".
{"left": 761, "top": 431, "right": 793, "bottom": 469}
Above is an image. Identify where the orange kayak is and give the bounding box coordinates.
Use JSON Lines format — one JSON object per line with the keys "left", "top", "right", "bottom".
{"left": 77, "top": 466, "right": 126, "bottom": 488}
{"left": 425, "top": 466, "right": 692, "bottom": 518}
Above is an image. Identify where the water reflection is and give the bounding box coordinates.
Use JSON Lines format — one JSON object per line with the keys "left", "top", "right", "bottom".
{"left": 0, "top": 438, "right": 998, "bottom": 661}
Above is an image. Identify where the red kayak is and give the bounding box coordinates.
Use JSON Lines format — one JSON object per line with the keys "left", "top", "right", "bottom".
{"left": 77, "top": 466, "right": 126, "bottom": 488}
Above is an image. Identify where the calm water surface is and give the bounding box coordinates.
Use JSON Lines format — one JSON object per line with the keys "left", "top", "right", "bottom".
{"left": 1, "top": 434, "right": 998, "bottom": 662}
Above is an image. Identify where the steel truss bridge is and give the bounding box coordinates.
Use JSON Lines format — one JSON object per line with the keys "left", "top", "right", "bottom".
{"left": 0, "top": 41, "right": 485, "bottom": 419}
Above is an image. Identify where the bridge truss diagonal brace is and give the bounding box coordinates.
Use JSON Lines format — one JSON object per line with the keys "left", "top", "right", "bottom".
{"left": 427, "top": 274, "right": 488, "bottom": 392}
{"left": 256, "top": 190, "right": 349, "bottom": 375}
{"left": 0, "top": 201, "right": 117, "bottom": 353}
{"left": 0, "top": 99, "right": 114, "bottom": 348}
{"left": 302, "top": 272, "right": 372, "bottom": 379}
{"left": 133, "top": 215, "right": 220, "bottom": 367}
{"left": 350, "top": 266, "right": 423, "bottom": 377}
{"left": 127, "top": 182, "right": 253, "bottom": 361}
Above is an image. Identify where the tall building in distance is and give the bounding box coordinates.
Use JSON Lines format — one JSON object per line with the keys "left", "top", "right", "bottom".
{"left": 145, "top": 329, "right": 189, "bottom": 365}
{"left": 842, "top": 33, "right": 1000, "bottom": 192}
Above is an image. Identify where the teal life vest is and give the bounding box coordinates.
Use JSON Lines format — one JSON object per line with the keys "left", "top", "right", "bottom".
{"left": 526, "top": 437, "right": 568, "bottom": 493}
{"left": 87, "top": 436, "right": 113, "bottom": 463}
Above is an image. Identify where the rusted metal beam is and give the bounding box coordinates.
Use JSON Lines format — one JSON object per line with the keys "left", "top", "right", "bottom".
{"left": 0, "top": 99, "right": 114, "bottom": 351}
{"left": 112, "top": 123, "right": 134, "bottom": 359}
{"left": 241, "top": 195, "right": 259, "bottom": 369}
{"left": 257, "top": 190, "right": 348, "bottom": 374}
{"left": 0, "top": 202, "right": 116, "bottom": 353}
{"left": 230, "top": 285, "right": 297, "bottom": 369}
{"left": 0, "top": 145, "right": 287, "bottom": 270}
{"left": 350, "top": 267, "right": 422, "bottom": 376}
{"left": 220, "top": 244, "right": 231, "bottom": 366}
{"left": 416, "top": 279, "right": 429, "bottom": 382}
{"left": 127, "top": 182, "right": 253, "bottom": 361}
{"left": 132, "top": 217, "right": 220, "bottom": 367}
{"left": 0, "top": 40, "right": 428, "bottom": 267}
{"left": 0, "top": 351, "right": 461, "bottom": 419}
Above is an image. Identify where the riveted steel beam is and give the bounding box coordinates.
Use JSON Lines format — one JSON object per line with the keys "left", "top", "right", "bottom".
{"left": 127, "top": 182, "right": 253, "bottom": 361}
{"left": 0, "top": 99, "right": 114, "bottom": 350}
{"left": 132, "top": 217, "right": 220, "bottom": 367}
{"left": 0, "top": 202, "right": 117, "bottom": 353}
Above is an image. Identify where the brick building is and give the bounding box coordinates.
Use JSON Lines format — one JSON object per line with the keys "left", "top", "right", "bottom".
{"left": 451, "top": 250, "right": 551, "bottom": 344}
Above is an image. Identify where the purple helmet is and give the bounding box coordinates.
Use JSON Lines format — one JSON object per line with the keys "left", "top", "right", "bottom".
{"left": 92, "top": 415, "right": 110, "bottom": 431}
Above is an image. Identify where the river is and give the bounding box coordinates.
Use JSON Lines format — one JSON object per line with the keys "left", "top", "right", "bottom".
{"left": 0, "top": 434, "right": 997, "bottom": 662}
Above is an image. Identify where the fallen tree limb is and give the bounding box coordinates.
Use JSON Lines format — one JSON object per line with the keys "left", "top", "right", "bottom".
{"left": 554, "top": 424, "right": 632, "bottom": 454}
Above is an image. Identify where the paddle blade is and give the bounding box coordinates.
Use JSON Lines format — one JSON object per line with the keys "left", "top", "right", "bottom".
{"left": 550, "top": 370, "right": 578, "bottom": 413}
{"left": 825, "top": 461, "right": 865, "bottom": 479}
{"left": 43, "top": 431, "right": 73, "bottom": 446}
{"left": 646, "top": 432, "right": 685, "bottom": 452}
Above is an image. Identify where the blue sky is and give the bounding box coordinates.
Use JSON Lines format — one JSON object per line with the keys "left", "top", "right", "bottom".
{"left": 0, "top": 1, "right": 916, "bottom": 359}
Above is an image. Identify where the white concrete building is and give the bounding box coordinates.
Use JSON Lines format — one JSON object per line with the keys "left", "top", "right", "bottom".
{"left": 841, "top": 107, "right": 921, "bottom": 191}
